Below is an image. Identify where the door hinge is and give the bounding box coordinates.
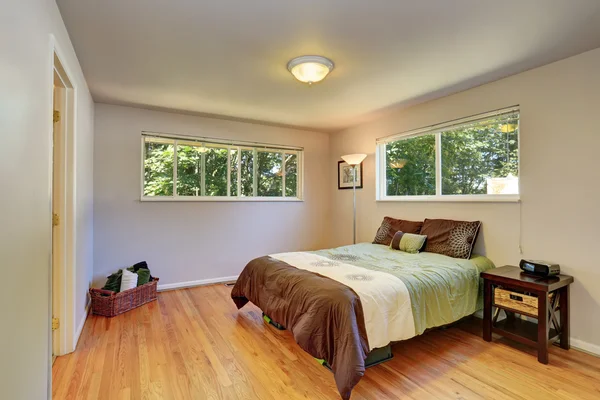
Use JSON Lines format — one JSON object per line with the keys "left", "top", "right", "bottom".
{"left": 52, "top": 318, "right": 60, "bottom": 331}
{"left": 53, "top": 213, "right": 60, "bottom": 227}
{"left": 53, "top": 110, "right": 60, "bottom": 123}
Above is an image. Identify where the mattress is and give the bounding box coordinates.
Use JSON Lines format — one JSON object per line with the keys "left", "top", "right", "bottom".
{"left": 271, "top": 243, "right": 495, "bottom": 350}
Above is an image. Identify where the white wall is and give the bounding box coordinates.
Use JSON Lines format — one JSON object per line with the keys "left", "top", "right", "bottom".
{"left": 0, "top": 0, "right": 94, "bottom": 399}
{"left": 330, "top": 48, "right": 600, "bottom": 351}
{"left": 93, "top": 104, "right": 330, "bottom": 287}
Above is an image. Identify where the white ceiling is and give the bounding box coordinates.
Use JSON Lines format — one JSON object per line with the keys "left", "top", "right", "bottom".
{"left": 57, "top": 0, "right": 600, "bottom": 132}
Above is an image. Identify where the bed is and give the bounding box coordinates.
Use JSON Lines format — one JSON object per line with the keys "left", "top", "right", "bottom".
{"left": 231, "top": 242, "right": 495, "bottom": 400}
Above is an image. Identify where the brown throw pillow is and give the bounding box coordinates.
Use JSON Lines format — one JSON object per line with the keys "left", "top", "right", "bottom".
{"left": 373, "top": 217, "right": 424, "bottom": 246}
{"left": 421, "top": 218, "right": 481, "bottom": 259}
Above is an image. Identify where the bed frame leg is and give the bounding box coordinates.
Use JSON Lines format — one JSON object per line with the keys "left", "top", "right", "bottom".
{"left": 315, "top": 344, "right": 393, "bottom": 371}
{"left": 365, "top": 344, "right": 394, "bottom": 367}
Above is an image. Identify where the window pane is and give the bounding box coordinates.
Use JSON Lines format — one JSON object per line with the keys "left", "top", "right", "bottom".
{"left": 257, "top": 151, "right": 283, "bottom": 196}
{"left": 230, "top": 148, "right": 239, "bottom": 196}
{"left": 386, "top": 135, "right": 436, "bottom": 196}
{"left": 176, "top": 144, "right": 202, "bottom": 196}
{"left": 441, "top": 116, "right": 519, "bottom": 195}
{"left": 240, "top": 149, "right": 254, "bottom": 197}
{"left": 285, "top": 153, "right": 297, "bottom": 197}
{"left": 143, "top": 135, "right": 303, "bottom": 200}
{"left": 205, "top": 146, "right": 228, "bottom": 196}
{"left": 144, "top": 140, "right": 174, "bottom": 196}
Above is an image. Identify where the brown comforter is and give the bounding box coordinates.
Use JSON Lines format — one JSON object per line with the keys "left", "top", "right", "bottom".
{"left": 231, "top": 256, "right": 369, "bottom": 400}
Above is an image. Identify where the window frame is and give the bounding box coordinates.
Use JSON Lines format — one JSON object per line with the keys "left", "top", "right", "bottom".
{"left": 376, "top": 106, "right": 520, "bottom": 203}
{"left": 140, "top": 132, "right": 304, "bottom": 202}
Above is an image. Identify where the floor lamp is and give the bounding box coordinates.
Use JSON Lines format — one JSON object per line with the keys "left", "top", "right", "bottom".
{"left": 341, "top": 154, "right": 367, "bottom": 244}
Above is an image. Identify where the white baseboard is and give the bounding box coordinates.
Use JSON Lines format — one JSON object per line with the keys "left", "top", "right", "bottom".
{"left": 73, "top": 299, "right": 91, "bottom": 349}
{"left": 472, "top": 312, "right": 599, "bottom": 357}
{"left": 571, "top": 338, "right": 600, "bottom": 357}
{"left": 157, "top": 275, "right": 238, "bottom": 292}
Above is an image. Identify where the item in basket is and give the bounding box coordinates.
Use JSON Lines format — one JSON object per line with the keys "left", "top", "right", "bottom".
{"left": 130, "top": 260, "right": 148, "bottom": 271}
{"left": 135, "top": 268, "right": 151, "bottom": 286}
{"left": 103, "top": 270, "right": 123, "bottom": 292}
{"left": 120, "top": 269, "right": 138, "bottom": 292}
{"left": 130, "top": 261, "right": 154, "bottom": 280}
{"left": 101, "top": 261, "right": 153, "bottom": 292}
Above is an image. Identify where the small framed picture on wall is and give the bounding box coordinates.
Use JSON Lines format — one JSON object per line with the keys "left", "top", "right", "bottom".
{"left": 338, "top": 160, "right": 363, "bottom": 190}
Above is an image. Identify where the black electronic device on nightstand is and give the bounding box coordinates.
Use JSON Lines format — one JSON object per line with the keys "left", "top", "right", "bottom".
{"left": 519, "top": 259, "right": 560, "bottom": 277}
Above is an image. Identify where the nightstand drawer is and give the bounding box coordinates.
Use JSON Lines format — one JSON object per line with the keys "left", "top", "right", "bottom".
{"left": 494, "top": 288, "right": 554, "bottom": 315}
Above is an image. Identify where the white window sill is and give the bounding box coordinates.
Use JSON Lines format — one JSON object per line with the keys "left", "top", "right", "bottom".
{"left": 140, "top": 196, "right": 304, "bottom": 202}
{"left": 377, "top": 194, "right": 520, "bottom": 203}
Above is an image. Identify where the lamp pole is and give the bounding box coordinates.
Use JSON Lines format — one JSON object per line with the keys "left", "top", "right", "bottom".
{"left": 340, "top": 154, "right": 366, "bottom": 246}
{"left": 353, "top": 165, "right": 357, "bottom": 244}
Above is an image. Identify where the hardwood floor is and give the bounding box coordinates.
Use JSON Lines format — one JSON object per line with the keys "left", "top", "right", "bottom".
{"left": 52, "top": 284, "right": 600, "bottom": 400}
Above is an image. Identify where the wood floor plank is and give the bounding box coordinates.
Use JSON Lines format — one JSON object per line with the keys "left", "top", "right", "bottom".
{"left": 53, "top": 284, "right": 600, "bottom": 399}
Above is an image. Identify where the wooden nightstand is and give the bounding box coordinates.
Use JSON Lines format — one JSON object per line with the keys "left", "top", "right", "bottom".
{"left": 481, "top": 266, "right": 573, "bottom": 364}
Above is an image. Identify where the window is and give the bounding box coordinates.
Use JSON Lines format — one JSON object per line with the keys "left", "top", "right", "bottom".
{"left": 142, "top": 133, "right": 303, "bottom": 201}
{"left": 377, "top": 107, "right": 519, "bottom": 201}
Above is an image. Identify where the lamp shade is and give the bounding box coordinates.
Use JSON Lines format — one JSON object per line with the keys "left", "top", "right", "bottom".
{"left": 287, "top": 55, "right": 334, "bottom": 84}
{"left": 390, "top": 159, "right": 407, "bottom": 169}
{"left": 341, "top": 153, "right": 367, "bottom": 166}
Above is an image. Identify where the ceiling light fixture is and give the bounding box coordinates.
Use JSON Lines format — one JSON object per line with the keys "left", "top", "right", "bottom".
{"left": 287, "top": 55, "right": 334, "bottom": 85}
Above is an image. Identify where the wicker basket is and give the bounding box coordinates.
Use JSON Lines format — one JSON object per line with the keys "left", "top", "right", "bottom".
{"left": 494, "top": 287, "right": 554, "bottom": 315}
{"left": 90, "top": 277, "right": 159, "bottom": 317}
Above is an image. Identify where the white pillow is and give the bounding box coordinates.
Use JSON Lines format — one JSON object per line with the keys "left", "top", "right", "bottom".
{"left": 120, "top": 269, "right": 138, "bottom": 292}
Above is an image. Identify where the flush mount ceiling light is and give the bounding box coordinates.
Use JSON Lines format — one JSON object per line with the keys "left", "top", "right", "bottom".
{"left": 287, "top": 55, "right": 334, "bottom": 85}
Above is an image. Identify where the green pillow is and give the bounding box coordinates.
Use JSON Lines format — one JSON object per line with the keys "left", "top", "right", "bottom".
{"left": 102, "top": 270, "right": 123, "bottom": 292}
{"left": 136, "top": 268, "right": 151, "bottom": 286}
{"left": 390, "top": 231, "right": 427, "bottom": 254}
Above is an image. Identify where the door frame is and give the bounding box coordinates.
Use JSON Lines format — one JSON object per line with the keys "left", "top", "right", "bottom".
{"left": 49, "top": 34, "right": 78, "bottom": 358}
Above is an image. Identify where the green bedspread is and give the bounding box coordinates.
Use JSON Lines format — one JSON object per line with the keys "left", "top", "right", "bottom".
{"left": 311, "top": 243, "right": 495, "bottom": 335}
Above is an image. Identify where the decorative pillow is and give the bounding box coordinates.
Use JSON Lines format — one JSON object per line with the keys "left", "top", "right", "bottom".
{"left": 102, "top": 270, "right": 123, "bottom": 292}
{"left": 420, "top": 218, "right": 481, "bottom": 259}
{"left": 135, "top": 268, "right": 151, "bottom": 286}
{"left": 120, "top": 268, "right": 139, "bottom": 292}
{"left": 390, "top": 231, "right": 427, "bottom": 254}
{"left": 373, "top": 217, "right": 423, "bottom": 246}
